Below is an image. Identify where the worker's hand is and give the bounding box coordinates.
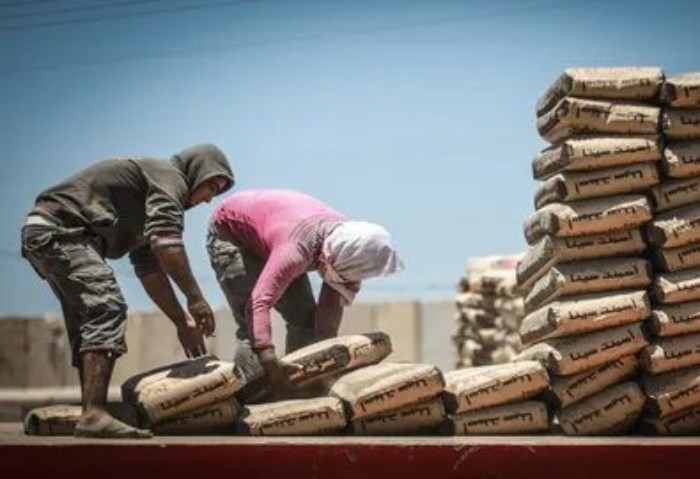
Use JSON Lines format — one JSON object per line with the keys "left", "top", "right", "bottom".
{"left": 187, "top": 295, "right": 216, "bottom": 337}
{"left": 176, "top": 319, "right": 207, "bottom": 358}
{"left": 257, "top": 349, "right": 297, "bottom": 398}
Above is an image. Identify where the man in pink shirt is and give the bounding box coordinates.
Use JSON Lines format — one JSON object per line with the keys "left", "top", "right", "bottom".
{"left": 207, "top": 189, "right": 403, "bottom": 400}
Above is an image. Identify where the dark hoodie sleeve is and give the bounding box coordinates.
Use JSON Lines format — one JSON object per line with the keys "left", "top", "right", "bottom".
{"left": 137, "top": 158, "right": 188, "bottom": 244}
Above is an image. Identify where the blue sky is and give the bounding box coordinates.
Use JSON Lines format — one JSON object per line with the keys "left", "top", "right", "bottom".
{"left": 1, "top": 0, "right": 698, "bottom": 315}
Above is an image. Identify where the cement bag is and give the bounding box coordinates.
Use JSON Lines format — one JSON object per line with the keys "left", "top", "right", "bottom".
{"left": 467, "top": 254, "right": 522, "bottom": 273}
{"left": 456, "top": 293, "right": 524, "bottom": 315}
{"left": 534, "top": 163, "right": 659, "bottom": 209}
{"left": 661, "top": 141, "right": 700, "bottom": 178}
{"left": 281, "top": 333, "right": 392, "bottom": 388}
{"left": 236, "top": 397, "right": 346, "bottom": 436}
{"left": 554, "top": 381, "right": 644, "bottom": 436}
{"left": 442, "top": 361, "right": 549, "bottom": 414}
{"left": 639, "top": 406, "right": 700, "bottom": 435}
{"left": 515, "top": 322, "right": 648, "bottom": 376}
{"left": 649, "top": 301, "right": 700, "bottom": 337}
{"left": 661, "top": 72, "right": 700, "bottom": 108}
{"left": 519, "top": 290, "right": 650, "bottom": 345}
{"left": 650, "top": 175, "right": 700, "bottom": 212}
{"left": 121, "top": 355, "right": 217, "bottom": 404}
{"left": 466, "top": 270, "right": 520, "bottom": 298}
{"left": 517, "top": 229, "right": 646, "bottom": 290}
{"left": 456, "top": 309, "right": 499, "bottom": 328}
{"left": 651, "top": 268, "right": 700, "bottom": 304}
{"left": 536, "top": 67, "right": 664, "bottom": 116}
{"left": 152, "top": 399, "right": 238, "bottom": 435}
{"left": 647, "top": 203, "right": 700, "bottom": 248}
{"left": 23, "top": 405, "right": 81, "bottom": 436}
{"left": 532, "top": 136, "right": 661, "bottom": 181}
{"left": 655, "top": 242, "right": 700, "bottom": 272}
{"left": 662, "top": 109, "right": 700, "bottom": 140}
{"left": 456, "top": 292, "right": 490, "bottom": 311}
{"left": 639, "top": 333, "right": 700, "bottom": 374}
{"left": 641, "top": 364, "right": 700, "bottom": 418}
{"left": 444, "top": 401, "right": 549, "bottom": 435}
{"left": 329, "top": 363, "right": 445, "bottom": 420}
{"left": 524, "top": 257, "right": 651, "bottom": 312}
{"left": 547, "top": 355, "right": 639, "bottom": 408}
{"left": 537, "top": 97, "right": 660, "bottom": 144}
{"left": 349, "top": 397, "right": 446, "bottom": 435}
{"left": 23, "top": 403, "right": 139, "bottom": 436}
{"left": 131, "top": 358, "right": 244, "bottom": 426}
{"left": 523, "top": 194, "right": 652, "bottom": 246}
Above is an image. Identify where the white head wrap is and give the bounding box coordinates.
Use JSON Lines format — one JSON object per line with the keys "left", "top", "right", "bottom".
{"left": 320, "top": 221, "right": 404, "bottom": 304}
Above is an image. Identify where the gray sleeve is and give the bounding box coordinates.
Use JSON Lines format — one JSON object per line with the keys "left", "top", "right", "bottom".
{"left": 129, "top": 244, "right": 162, "bottom": 277}
{"left": 138, "top": 159, "right": 189, "bottom": 243}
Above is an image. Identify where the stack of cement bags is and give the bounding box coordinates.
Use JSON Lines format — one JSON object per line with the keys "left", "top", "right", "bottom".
{"left": 454, "top": 254, "right": 525, "bottom": 368}
{"left": 441, "top": 361, "right": 551, "bottom": 435}
{"left": 120, "top": 355, "right": 245, "bottom": 435}
{"left": 639, "top": 72, "right": 700, "bottom": 435}
{"left": 516, "top": 67, "right": 665, "bottom": 435}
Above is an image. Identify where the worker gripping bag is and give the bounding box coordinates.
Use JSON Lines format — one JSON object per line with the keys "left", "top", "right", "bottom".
{"left": 280, "top": 332, "right": 392, "bottom": 389}
{"left": 442, "top": 361, "right": 549, "bottom": 414}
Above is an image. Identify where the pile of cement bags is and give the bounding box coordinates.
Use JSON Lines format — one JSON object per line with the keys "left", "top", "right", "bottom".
{"left": 638, "top": 72, "right": 700, "bottom": 435}
{"left": 516, "top": 67, "right": 666, "bottom": 435}
{"left": 454, "top": 255, "right": 525, "bottom": 368}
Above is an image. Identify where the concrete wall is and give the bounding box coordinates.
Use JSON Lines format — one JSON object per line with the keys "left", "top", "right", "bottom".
{"left": 0, "top": 299, "right": 456, "bottom": 389}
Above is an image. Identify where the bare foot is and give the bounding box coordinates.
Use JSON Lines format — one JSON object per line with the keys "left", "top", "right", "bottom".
{"left": 75, "top": 411, "right": 152, "bottom": 439}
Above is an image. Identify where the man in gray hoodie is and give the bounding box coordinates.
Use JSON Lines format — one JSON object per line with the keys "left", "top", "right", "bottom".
{"left": 21, "top": 144, "right": 234, "bottom": 438}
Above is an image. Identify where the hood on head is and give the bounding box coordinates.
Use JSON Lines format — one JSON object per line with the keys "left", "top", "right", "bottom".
{"left": 172, "top": 143, "right": 234, "bottom": 194}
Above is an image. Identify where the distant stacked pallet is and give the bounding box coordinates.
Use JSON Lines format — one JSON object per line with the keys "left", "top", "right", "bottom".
{"left": 454, "top": 254, "right": 525, "bottom": 368}
{"left": 640, "top": 72, "right": 700, "bottom": 436}
{"left": 516, "top": 67, "right": 665, "bottom": 435}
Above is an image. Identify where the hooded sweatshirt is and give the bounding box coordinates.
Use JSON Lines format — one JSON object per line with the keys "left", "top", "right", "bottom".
{"left": 30, "top": 143, "right": 234, "bottom": 276}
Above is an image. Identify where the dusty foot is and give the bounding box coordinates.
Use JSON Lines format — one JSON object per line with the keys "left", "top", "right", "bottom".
{"left": 74, "top": 411, "right": 152, "bottom": 439}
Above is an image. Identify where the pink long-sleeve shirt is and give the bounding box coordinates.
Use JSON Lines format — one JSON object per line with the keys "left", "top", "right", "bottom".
{"left": 211, "top": 189, "right": 352, "bottom": 351}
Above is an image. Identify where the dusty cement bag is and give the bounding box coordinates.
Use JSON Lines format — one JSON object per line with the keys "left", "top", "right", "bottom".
{"left": 466, "top": 270, "right": 520, "bottom": 298}
{"left": 444, "top": 400, "right": 549, "bottom": 435}
{"left": 467, "top": 254, "right": 522, "bottom": 273}
{"left": 650, "top": 175, "right": 700, "bottom": 212}
{"left": 519, "top": 290, "right": 650, "bottom": 346}
{"left": 524, "top": 257, "right": 651, "bottom": 312}
{"left": 442, "top": 361, "right": 549, "bottom": 414}
{"left": 456, "top": 293, "right": 524, "bottom": 316}
{"left": 639, "top": 406, "right": 700, "bottom": 435}
{"left": 523, "top": 194, "right": 652, "bottom": 246}
{"left": 23, "top": 403, "right": 139, "bottom": 436}
{"left": 639, "top": 333, "right": 700, "bottom": 374}
{"left": 641, "top": 364, "right": 700, "bottom": 418}
{"left": 651, "top": 268, "right": 700, "bottom": 304}
{"left": 128, "top": 358, "right": 244, "bottom": 426}
{"left": 649, "top": 301, "right": 700, "bottom": 337}
{"left": 537, "top": 97, "right": 660, "bottom": 144}
{"left": 517, "top": 229, "right": 646, "bottom": 290}
{"left": 236, "top": 397, "right": 346, "bottom": 436}
{"left": 121, "top": 355, "right": 218, "bottom": 404}
{"left": 655, "top": 241, "right": 700, "bottom": 273}
{"left": 456, "top": 309, "right": 499, "bottom": 328}
{"left": 554, "top": 381, "right": 644, "bottom": 436}
{"left": 515, "top": 322, "right": 647, "bottom": 376}
{"left": 349, "top": 397, "right": 446, "bottom": 435}
{"left": 152, "top": 399, "right": 239, "bottom": 435}
{"left": 647, "top": 203, "right": 700, "bottom": 248}
{"left": 661, "top": 72, "right": 700, "bottom": 108}
{"left": 661, "top": 141, "right": 700, "bottom": 179}
{"left": 547, "top": 355, "right": 639, "bottom": 409}
{"left": 281, "top": 333, "right": 392, "bottom": 388}
{"left": 536, "top": 67, "right": 664, "bottom": 117}
{"left": 662, "top": 109, "right": 700, "bottom": 140}
{"left": 532, "top": 136, "right": 661, "bottom": 181}
{"left": 534, "top": 163, "right": 659, "bottom": 209}
{"left": 330, "top": 362, "right": 445, "bottom": 420}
